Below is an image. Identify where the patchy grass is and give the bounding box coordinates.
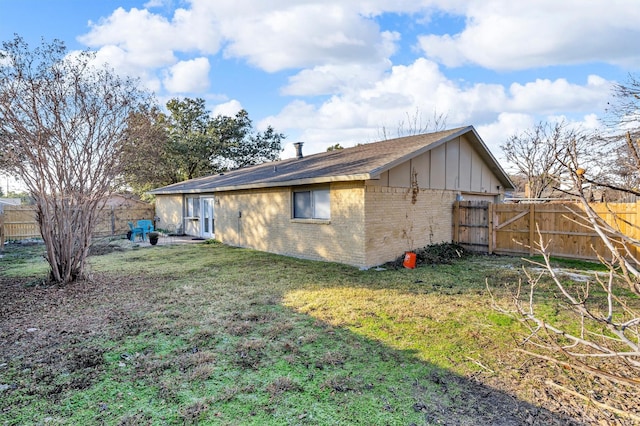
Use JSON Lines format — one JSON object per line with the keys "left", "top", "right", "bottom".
{"left": 0, "top": 242, "right": 48, "bottom": 277}
{"left": 0, "top": 243, "right": 634, "bottom": 425}
{"left": 528, "top": 254, "right": 610, "bottom": 272}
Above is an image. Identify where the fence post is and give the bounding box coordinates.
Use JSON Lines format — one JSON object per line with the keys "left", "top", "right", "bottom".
{"left": 110, "top": 206, "right": 115, "bottom": 236}
{"left": 0, "top": 211, "right": 4, "bottom": 253}
{"left": 635, "top": 201, "right": 640, "bottom": 260}
{"left": 453, "top": 200, "right": 460, "bottom": 243}
{"left": 529, "top": 204, "right": 535, "bottom": 256}
{"left": 488, "top": 202, "right": 493, "bottom": 254}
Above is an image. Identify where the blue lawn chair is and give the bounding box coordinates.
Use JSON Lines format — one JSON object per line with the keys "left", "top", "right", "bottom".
{"left": 128, "top": 222, "right": 143, "bottom": 241}
{"left": 136, "top": 220, "right": 154, "bottom": 241}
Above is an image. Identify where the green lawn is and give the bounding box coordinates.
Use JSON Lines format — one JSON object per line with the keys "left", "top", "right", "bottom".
{"left": 0, "top": 240, "right": 627, "bottom": 425}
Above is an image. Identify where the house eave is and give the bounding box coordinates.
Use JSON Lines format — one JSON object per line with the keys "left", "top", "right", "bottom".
{"left": 149, "top": 174, "right": 372, "bottom": 195}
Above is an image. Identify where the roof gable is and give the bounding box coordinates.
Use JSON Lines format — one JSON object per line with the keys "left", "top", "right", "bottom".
{"left": 150, "top": 126, "right": 514, "bottom": 194}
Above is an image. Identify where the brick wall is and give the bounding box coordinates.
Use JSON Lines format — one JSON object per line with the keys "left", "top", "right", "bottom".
{"left": 155, "top": 195, "right": 183, "bottom": 233}
{"left": 364, "top": 186, "right": 457, "bottom": 266}
{"left": 215, "top": 181, "right": 367, "bottom": 266}
{"left": 214, "top": 182, "right": 456, "bottom": 269}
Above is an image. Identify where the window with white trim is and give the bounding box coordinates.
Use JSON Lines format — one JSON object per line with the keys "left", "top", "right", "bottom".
{"left": 186, "top": 196, "right": 200, "bottom": 217}
{"left": 293, "top": 188, "right": 330, "bottom": 219}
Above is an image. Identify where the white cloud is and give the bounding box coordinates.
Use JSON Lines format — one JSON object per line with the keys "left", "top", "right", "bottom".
{"left": 80, "top": 8, "right": 180, "bottom": 68}
{"left": 581, "top": 113, "right": 602, "bottom": 131}
{"left": 508, "top": 76, "right": 611, "bottom": 114}
{"left": 162, "top": 57, "right": 210, "bottom": 93}
{"left": 476, "top": 113, "right": 536, "bottom": 162}
{"left": 269, "top": 57, "right": 617, "bottom": 159}
{"left": 91, "top": 45, "right": 160, "bottom": 84}
{"left": 143, "top": 0, "right": 167, "bottom": 8}
{"left": 419, "top": 0, "right": 640, "bottom": 70}
{"left": 66, "top": 47, "right": 163, "bottom": 93}
{"left": 282, "top": 53, "right": 394, "bottom": 96}
{"left": 218, "top": 4, "right": 396, "bottom": 72}
{"left": 78, "top": 4, "right": 223, "bottom": 85}
{"left": 78, "top": 1, "right": 640, "bottom": 81}
{"left": 72, "top": 0, "right": 632, "bottom": 167}
{"left": 212, "top": 100, "right": 243, "bottom": 117}
{"left": 79, "top": 1, "right": 402, "bottom": 76}
{"left": 476, "top": 111, "right": 606, "bottom": 170}
{"left": 282, "top": 67, "right": 350, "bottom": 96}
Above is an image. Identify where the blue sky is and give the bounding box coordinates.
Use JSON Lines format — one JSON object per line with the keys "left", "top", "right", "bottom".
{"left": 1, "top": 0, "right": 639, "bottom": 169}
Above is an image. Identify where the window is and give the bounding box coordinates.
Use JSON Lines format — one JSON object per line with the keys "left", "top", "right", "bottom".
{"left": 186, "top": 196, "right": 200, "bottom": 217}
{"left": 293, "top": 188, "right": 330, "bottom": 219}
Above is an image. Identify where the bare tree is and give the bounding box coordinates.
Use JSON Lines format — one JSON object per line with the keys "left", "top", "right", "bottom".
{"left": 501, "top": 121, "right": 589, "bottom": 199}
{"left": 0, "top": 36, "right": 151, "bottom": 284}
{"left": 605, "top": 73, "right": 640, "bottom": 132}
{"left": 489, "top": 160, "right": 640, "bottom": 416}
{"left": 378, "top": 107, "right": 447, "bottom": 140}
{"left": 490, "top": 77, "right": 640, "bottom": 416}
{"left": 594, "top": 74, "right": 640, "bottom": 200}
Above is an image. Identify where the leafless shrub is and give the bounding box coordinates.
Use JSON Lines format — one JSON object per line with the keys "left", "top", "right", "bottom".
{"left": 488, "top": 169, "right": 640, "bottom": 418}
{"left": 491, "top": 80, "right": 640, "bottom": 417}
{"left": 0, "top": 36, "right": 151, "bottom": 284}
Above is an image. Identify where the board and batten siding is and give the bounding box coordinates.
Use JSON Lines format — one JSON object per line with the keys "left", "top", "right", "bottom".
{"left": 368, "top": 135, "right": 504, "bottom": 196}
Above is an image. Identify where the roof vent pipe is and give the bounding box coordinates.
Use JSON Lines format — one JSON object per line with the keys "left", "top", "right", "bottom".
{"left": 293, "top": 142, "right": 304, "bottom": 159}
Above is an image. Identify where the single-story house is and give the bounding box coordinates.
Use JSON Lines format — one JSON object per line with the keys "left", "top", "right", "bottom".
{"left": 0, "top": 198, "right": 21, "bottom": 207}
{"left": 0, "top": 198, "right": 22, "bottom": 216}
{"left": 149, "top": 126, "right": 514, "bottom": 268}
{"left": 102, "top": 193, "right": 150, "bottom": 208}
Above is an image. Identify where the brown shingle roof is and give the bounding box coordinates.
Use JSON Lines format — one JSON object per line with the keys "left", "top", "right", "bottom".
{"left": 149, "top": 126, "right": 514, "bottom": 194}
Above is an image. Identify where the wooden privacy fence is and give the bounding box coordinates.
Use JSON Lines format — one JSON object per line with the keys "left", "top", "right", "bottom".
{"left": 0, "top": 204, "right": 155, "bottom": 244}
{"left": 0, "top": 205, "right": 39, "bottom": 242}
{"left": 453, "top": 200, "right": 640, "bottom": 262}
{"left": 93, "top": 205, "right": 156, "bottom": 237}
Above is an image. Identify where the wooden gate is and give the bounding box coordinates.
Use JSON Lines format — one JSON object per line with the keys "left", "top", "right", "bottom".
{"left": 452, "top": 200, "right": 490, "bottom": 252}
{"left": 491, "top": 203, "right": 536, "bottom": 256}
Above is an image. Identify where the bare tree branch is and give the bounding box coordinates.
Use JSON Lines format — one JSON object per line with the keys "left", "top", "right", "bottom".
{"left": 501, "top": 121, "right": 589, "bottom": 199}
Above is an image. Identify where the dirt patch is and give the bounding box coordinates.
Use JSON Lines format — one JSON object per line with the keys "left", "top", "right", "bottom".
{"left": 0, "top": 272, "right": 155, "bottom": 407}
{"left": 89, "top": 242, "right": 126, "bottom": 256}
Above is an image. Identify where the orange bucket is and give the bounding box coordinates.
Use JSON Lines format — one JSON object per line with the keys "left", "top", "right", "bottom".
{"left": 403, "top": 251, "right": 417, "bottom": 269}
